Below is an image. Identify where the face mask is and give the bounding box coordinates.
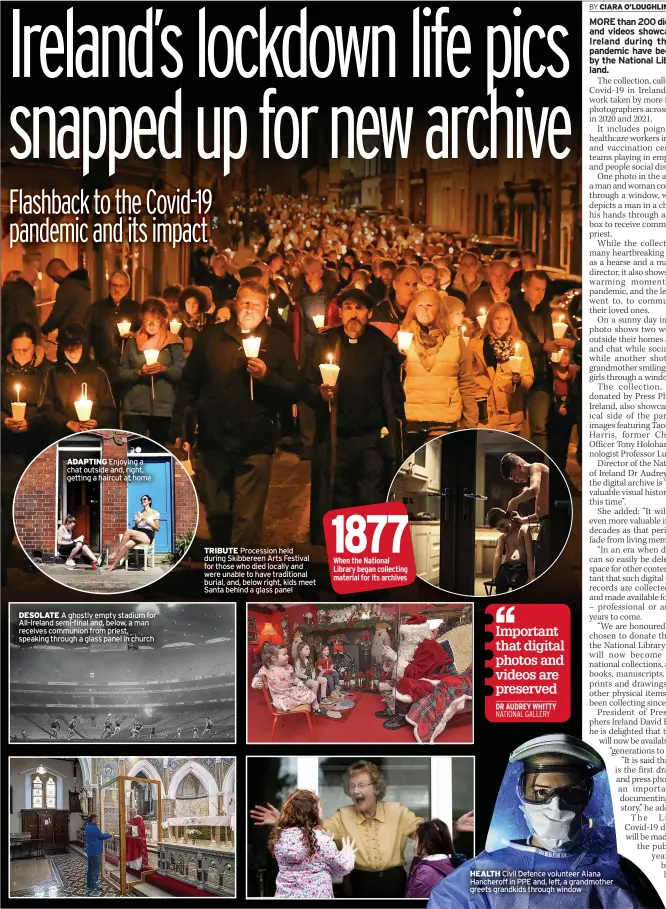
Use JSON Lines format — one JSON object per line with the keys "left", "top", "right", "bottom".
{"left": 520, "top": 797, "right": 583, "bottom": 851}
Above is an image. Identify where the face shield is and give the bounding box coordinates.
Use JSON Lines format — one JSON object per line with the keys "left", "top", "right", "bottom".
{"left": 485, "top": 735, "right": 618, "bottom": 860}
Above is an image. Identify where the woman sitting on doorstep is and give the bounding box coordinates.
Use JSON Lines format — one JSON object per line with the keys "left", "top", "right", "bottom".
{"left": 57, "top": 514, "right": 99, "bottom": 569}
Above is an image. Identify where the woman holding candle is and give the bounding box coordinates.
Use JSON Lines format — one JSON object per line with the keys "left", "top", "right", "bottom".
{"left": 117, "top": 298, "right": 185, "bottom": 444}
{"left": 37, "top": 323, "right": 117, "bottom": 439}
{"left": 106, "top": 494, "right": 161, "bottom": 571}
{"left": 57, "top": 514, "right": 98, "bottom": 569}
{"left": 1, "top": 323, "right": 50, "bottom": 584}
{"left": 177, "top": 286, "right": 214, "bottom": 357}
{"left": 467, "top": 301, "right": 535, "bottom": 434}
{"left": 399, "top": 290, "right": 478, "bottom": 455}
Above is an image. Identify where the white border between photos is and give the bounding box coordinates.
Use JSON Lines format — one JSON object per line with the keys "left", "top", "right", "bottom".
{"left": 245, "top": 601, "right": 475, "bottom": 746}
{"left": 244, "top": 753, "right": 477, "bottom": 902}
{"left": 7, "top": 602, "right": 238, "bottom": 748}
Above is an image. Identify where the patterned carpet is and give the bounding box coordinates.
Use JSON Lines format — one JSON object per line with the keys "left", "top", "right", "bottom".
{"left": 11, "top": 852, "right": 118, "bottom": 898}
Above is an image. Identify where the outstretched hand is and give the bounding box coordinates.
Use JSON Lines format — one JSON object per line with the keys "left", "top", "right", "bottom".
{"left": 454, "top": 809, "right": 474, "bottom": 834}
{"left": 250, "top": 803, "right": 280, "bottom": 826}
{"left": 341, "top": 835, "right": 358, "bottom": 855}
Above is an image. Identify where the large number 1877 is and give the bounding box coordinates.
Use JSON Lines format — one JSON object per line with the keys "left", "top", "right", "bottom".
{"left": 330, "top": 514, "right": 409, "bottom": 554}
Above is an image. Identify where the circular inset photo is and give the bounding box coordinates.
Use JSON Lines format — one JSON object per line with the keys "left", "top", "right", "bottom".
{"left": 388, "top": 429, "right": 572, "bottom": 597}
{"left": 13, "top": 429, "right": 198, "bottom": 594}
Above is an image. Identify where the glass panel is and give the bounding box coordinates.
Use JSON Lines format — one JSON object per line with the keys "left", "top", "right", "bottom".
{"left": 246, "top": 758, "right": 298, "bottom": 898}
{"left": 318, "top": 756, "right": 431, "bottom": 866}
{"left": 126, "top": 778, "right": 159, "bottom": 872}
{"left": 32, "top": 777, "right": 43, "bottom": 809}
{"left": 452, "top": 757, "right": 475, "bottom": 858}
{"left": 45, "top": 777, "right": 56, "bottom": 809}
{"left": 100, "top": 777, "right": 121, "bottom": 892}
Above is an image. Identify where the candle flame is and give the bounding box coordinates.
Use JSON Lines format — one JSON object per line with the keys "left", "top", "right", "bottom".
{"left": 15, "top": 383, "right": 21, "bottom": 403}
{"left": 461, "top": 325, "right": 466, "bottom": 335}
{"left": 515, "top": 343, "right": 519, "bottom": 354}
{"left": 480, "top": 308, "right": 486, "bottom": 316}
{"left": 327, "top": 353, "right": 333, "bottom": 364}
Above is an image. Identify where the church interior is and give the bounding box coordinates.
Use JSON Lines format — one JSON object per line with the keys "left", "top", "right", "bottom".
{"left": 9, "top": 756, "right": 236, "bottom": 898}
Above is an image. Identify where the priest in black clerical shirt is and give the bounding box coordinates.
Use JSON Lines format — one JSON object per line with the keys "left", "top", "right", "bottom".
{"left": 304, "top": 288, "right": 405, "bottom": 546}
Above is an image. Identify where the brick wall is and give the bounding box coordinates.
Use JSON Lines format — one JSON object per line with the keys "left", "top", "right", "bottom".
{"left": 101, "top": 432, "right": 128, "bottom": 550}
{"left": 14, "top": 444, "right": 58, "bottom": 553}
{"left": 174, "top": 460, "right": 198, "bottom": 542}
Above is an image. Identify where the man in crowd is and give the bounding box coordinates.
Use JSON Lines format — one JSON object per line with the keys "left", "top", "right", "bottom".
{"left": 207, "top": 254, "right": 239, "bottom": 305}
{"left": 510, "top": 270, "right": 574, "bottom": 451}
{"left": 41, "top": 258, "right": 91, "bottom": 335}
{"left": 368, "top": 259, "right": 397, "bottom": 303}
{"left": 451, "top": 251, "right": 485, "bottom": 301}
{"left": 1, "top": 267, "right": 39, "bottom": 353}
{"left": 467, "top": 258, "right": 511, "bottom": 318}
{"left": 172, "top": 280, "right": 300, "bottom": 547}
{"left": 86, "top": 271, "right": 140, "bottom": 383}
{"left": 509, "top": 248, "right": 538, "bottom": 293}
{"left": 291, "top": 254, "right": 338, "bottom": 459}
{"left": 304, "top": 287, "right": 405, "bottom": 545}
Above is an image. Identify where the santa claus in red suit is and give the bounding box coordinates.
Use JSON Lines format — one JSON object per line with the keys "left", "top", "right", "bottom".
{"left": 376, "top": 613, "right": 456, "bottom": 730}
{"left": 126, "top": 807, "right": 149, "bottom": 872}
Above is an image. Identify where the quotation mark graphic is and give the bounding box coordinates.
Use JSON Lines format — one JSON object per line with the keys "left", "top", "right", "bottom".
{"left": 495, "top": 606, "right": 516, "bottom": 624}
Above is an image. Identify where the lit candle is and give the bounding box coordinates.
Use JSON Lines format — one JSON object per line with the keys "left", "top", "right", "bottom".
{"left": 552, "top": 315, "right": 567, "bottom": 340}
{"left": 242, "top": 337, "right": 261, "bottom": 359}
{"left": 12, "top": 384, "right": 25, "bottom": 421}
{"left": 169, "top": 319, "right": 182, "bottom": 335}
{"left": 396, "top": 331, "right": 413, "bottom": 353}
{"left": 461, "top": 325, "right": 469, "bottom": 347}
{"left": 509, "top": 343, "right": 524, "bottom": 374}
{"left": 312, "top": 314, "right": 325, "bottom": 330}
{"left": 477, "top": 308, "right": 487, "bottom": 330}
{"left": 74, "top": 382, "right": 93, "bottom": 422}
{"left": 117, "top": 320, "right": 132, "bottom": 337}
{"left": 242, "top": 337, "right": 261, "bottom": 401}
{"left": 319, "top": 353, "right": 340, "bottom": 387}
{"left": 143, "top": 349, "right": 159, "bottom": 399}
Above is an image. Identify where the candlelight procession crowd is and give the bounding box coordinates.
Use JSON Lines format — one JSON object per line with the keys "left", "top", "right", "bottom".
{"left": 1, "top": 195, "right": 581, "bottom": 563}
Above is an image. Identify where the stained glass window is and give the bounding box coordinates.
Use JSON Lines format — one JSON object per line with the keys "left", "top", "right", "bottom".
{"left": 46, "top": 777, "right": 56, "bottom": 809}
{"left": 32, "top": 776, "right": 43, "bottom": 808}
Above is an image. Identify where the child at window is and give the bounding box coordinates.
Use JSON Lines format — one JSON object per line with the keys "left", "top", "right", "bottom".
{"left": 295, "top": 643, "right": 328, "bottom": 701}
{"left": 269, "top": 789, "right": 357, "bottom": 899}
{"left": 252, "top": 644, "right": 329, "bottom": 716}
{"left": 486, "top": 507, "right": 535, "bottom": 593}
{"left": 405, "top": 819, "right": 465, "bottom": 899}
{"left": 316, "top": 645, "right": 343, "bottom": 698}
